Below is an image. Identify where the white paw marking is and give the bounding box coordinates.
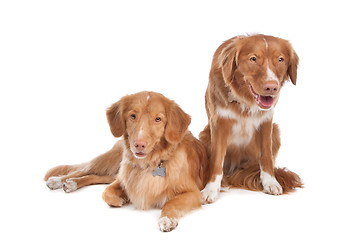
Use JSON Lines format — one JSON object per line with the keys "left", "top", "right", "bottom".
{"left": 63, "top": 179, "right": 78, "bottom": 193}
{"left": 46, "top": 176, "right": 63, "bottom": 190}
{"left": 260, "top": 171, "right": 283, "bottom": 195}
{"left": 201, "top": 174, "right": 222, "bottom": 204}
{"left": 158, "top": 216, "right": 178, "bottom": 232}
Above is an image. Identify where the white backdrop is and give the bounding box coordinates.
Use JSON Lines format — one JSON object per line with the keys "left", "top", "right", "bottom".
{"left": 1, "top": 0, "right": 359, "bottom": 239}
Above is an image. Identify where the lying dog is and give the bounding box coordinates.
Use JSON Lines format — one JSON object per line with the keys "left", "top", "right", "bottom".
{"left": 45, "top": 91, "right": 208, "bottom": 232}
{"left": 200, "top": 34, "right": 303, "bottom": 204}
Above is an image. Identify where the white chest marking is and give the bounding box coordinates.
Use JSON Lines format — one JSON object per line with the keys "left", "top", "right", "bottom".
{"left": 231, "top": 119, "right": 255, "bottom": 146}
{"left": 216, "top": 107, "right": 238, "bottom": 119}
{"left": 216, "top": 107, "right": 273, "bottom": 147}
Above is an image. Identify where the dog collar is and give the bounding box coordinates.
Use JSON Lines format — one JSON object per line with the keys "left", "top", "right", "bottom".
{"left": 152, "top": 160, "right": 166, "bottom": 177}
{"left": 228, "top": 91, "right": 241, "bottom": 104}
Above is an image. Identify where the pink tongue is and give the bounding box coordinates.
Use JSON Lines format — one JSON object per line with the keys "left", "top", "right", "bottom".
{"left": 259, "top": 96, "right": 274, "bottom": 107}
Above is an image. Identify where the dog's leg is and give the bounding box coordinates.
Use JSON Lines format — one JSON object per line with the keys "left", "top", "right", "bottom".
{"left": 63, "top": 175, "right": 116, "bottom": 193}
{"left": 102, "top": 179, "right": 128, "bottom": 207}
{"left": 259, "top": 119, "right": 283, "bottom": 195}
{"left": 46, "top": 141, "right": 123, "bottom": 192}
{"left": 272, "top": 123, "right": 281, "bottom": 160}
{"left": 159, "top": 189, "right": 201, "bottom": 232}
{"left": 201, "top": 117, "right": 233, "bottom": 204}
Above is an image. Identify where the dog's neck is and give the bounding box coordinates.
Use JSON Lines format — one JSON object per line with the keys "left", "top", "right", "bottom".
{"left": 227, "top": 90, "right": 241, "bottom": 104}
{"left": 227, "top": 89, "right": 263, "bottom": 116}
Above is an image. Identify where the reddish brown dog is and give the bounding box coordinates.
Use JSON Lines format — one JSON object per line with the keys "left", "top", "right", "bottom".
{"left": 200, "top": 34, "right": 303, "bottom": 203}
{"left": 45, "top": 91, "right": 208, "bottom": 232}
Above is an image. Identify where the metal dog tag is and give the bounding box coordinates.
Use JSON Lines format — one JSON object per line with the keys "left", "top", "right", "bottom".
{"left": 152, "top": 160, "right": 166, "bottom": 177}
{"left": 152, "top": 167, "right": 166, "bottom": 177}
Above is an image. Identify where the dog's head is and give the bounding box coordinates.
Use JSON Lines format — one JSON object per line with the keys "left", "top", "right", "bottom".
{"left": 107, "top": 91, "right": 191, "bottom": 160}
{"left": 217, "top": 34, "right": 299, "bottom": 111}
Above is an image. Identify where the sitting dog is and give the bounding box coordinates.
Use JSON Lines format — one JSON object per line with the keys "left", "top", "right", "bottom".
{"left": 200, "top": 34, "right": 303, "bottom": 204}
{"left": 45, "top": 91, "right": 208, "bottom": 232}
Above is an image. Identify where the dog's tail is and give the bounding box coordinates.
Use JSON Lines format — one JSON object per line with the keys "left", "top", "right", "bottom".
{"left": 222, "top": 165, "right": 303, "bottom": 194}
{"left": 44, "top": 164, "right": 81, "bottom": 181}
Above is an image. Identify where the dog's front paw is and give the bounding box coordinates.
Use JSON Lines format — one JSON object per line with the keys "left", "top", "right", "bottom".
{"left": 46, "top": 176, "right": 63, "bottom": 190}
{"left": 201, "top": 175, "right": 222, "bottom": 204}
{"left": 261, "top": 172, "right": 283, "bottom": 195}
{"left": 158, "top": 216, "right": 178, "bottom": 232}
{"left": 201, "top": 185, "right": 219, "bottom": 204}
{"left": 63, "top": 179, "right": 78, "bottom": 193}
{"left": 102, "top": 190, "right": 126, "bottom": 207}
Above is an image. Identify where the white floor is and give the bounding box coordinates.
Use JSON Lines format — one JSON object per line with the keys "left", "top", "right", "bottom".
{"left": 5, "top": 172, "right": 357, "bottom": 240}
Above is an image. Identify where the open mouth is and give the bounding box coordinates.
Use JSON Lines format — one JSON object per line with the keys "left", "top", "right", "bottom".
{"left": 248, "top": 83, "right": 274, "bottom": 110}
{"left": 134, "top": 152, "right": 147, "bottom": 159}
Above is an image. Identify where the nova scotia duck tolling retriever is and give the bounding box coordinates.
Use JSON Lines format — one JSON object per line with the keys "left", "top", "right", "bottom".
{"left": 200, "top": 34, "right": 303, "bottom": 204}
{"left": 45, "top": 91, "right": 209, "bottom": 232}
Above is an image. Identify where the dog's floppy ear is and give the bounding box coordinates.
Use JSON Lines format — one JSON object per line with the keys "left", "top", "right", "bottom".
{"left": 287, "top": 45, "right": 299, "bottom": 85}
{"left": 165, "top": 102, "right": 191, "bottom": 145}
{"left": 106, "top": 97, "right": 127, "bottom": 137}
{"left": 218, "top": 37, "right": 241, "bottom": 85}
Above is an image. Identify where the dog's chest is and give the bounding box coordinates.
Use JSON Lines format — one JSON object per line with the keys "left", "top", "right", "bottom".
{"left": 230, "top": 117, "right": 258, "bottom": 146}
{"left": 118, "top": 159, "right": 167, "bottom": 210}
{"left": 217, "top": 107, "right": 273, "bottom": 147}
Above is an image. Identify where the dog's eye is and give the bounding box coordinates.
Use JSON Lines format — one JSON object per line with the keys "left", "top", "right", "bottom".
{"left": 279, "top": 57, "right": 284, "bottom": 62}
{"left": 249, "top": 56, "right": 257, "bottom": 63}
{"left": 155, "top": 117, "right": 161, "bottom": 123}
{"left": 130, "top": 114, "right": 136, "bottom": 120}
